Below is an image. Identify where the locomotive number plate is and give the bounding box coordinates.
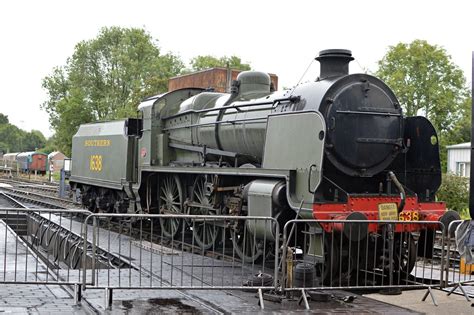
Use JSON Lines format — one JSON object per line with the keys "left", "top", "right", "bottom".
{"left": 378, "top": 203, "right": 398, "bottom": 220}
{"left": 89, "top": 154, "right": 103, "bottom": 172}
{"left": 398, "top": 211, "right": 420, "bottom": 221}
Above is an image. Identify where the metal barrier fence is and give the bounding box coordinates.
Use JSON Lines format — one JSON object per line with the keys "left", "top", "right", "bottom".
{"left": 2, "top": 206, "right": 472, "bottom": 310}
{"left": 281, "top": 219, "right": 446, "bottom": 308}
{"left": 445, "top": 220, "right": 474, "bottom": 301}
{"left": 82, "top": 214, "right": 279, "bottom": 307}
{"left": 0, "top": 208, "right": 93, "bottom": 302}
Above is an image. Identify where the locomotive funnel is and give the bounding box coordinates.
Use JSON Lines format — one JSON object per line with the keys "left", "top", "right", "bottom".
{"left": 316, "top": 49, "right": 354, "bottom": 79}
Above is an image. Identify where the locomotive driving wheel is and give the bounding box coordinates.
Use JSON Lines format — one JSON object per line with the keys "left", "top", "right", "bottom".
{"left": 188, "top": 175, "right": 220, "bottom": 250}
{"left": 231, "top": 223, "right": 264, "bottom": 263}
{"left": 159, "top": 175, "right": 184, "bottom": 239}
{"left": 315, "top": 232, "right": 341, "bottom": 285}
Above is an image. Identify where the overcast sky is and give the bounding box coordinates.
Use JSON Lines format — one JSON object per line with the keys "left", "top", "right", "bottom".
{"left": 0, "top": 0, "right": 472, "bottom": 138}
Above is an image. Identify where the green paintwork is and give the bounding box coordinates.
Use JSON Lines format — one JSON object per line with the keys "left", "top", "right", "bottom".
{"left": 246, "top": 179, "right": 283, "bottom": 240}
{"left": 70, "top": 120, "right": 136, "bottom": 190}
{"left": 263, "top": 111, "right": 325, "bottom": 216}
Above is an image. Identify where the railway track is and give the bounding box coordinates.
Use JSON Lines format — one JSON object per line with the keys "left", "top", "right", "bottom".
{"left": 0, "top": 187, "right": 79, "bottom": 209}
{"left": 0, "top": 177, "right": 60, "bottom": 195}
{"left": 0, "top": 181, "right": 252, "bottom": 314}
{"left": 3, "top": 177, "right": 464, "bottom": 286}
{"left": 1, "top": 181, "right": 455, "bottom": 274}
{"left": 0, "top": 191, "right": 30, "bottom": 208}
{"left": 0, "top": 180, "right": 241, "bottom": 263}
{"left": 0, "top": 177, "right": 270, "bottom": 265}
{"left": 0, "top": 175, "right": 59, "bottom": 186}
{"left": 103, "top": 218, "right": 275, "bottom": 266}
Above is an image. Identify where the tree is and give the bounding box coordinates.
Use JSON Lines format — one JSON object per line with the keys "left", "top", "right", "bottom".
{"left": 376, "top": 40, "right": 468, "bottom": 135}
{"left": 445, "top": 97, "right": 471, "bottom": 144}
{"left": 189, "top": 55, "right": 251, "bottom": 71}
{"left": 23, "top": 130, "right": 47, "bottom": 151}
{"left": 38, "top": 135, "right": 58, "bottom": 155}
{"left": 0, "top": 124, "right": 22, "bottom": 152}
{"left": 0, "top": 123, "right": 47, "bottom": 153}
{"left": 437, "top": 173, "right": 469, "bottom": 214}
{"left": 41, "top": 27, "right": 184, "bottom": 156}
{"left": 0, "top": 113, "right": 8, "bottom": 125}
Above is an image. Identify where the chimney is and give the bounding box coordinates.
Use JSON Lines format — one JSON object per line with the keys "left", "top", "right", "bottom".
{"left": 316, "top": 49, "right": 354, "bottom": 79}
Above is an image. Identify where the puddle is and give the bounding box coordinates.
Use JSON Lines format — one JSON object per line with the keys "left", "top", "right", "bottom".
{"left": 118, "top": 298, "right": 203, "bottom": 314}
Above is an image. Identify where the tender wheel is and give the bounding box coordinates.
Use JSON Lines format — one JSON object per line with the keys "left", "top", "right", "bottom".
{"left": 159, "top": 175, "right": 183, "bottom": 239}
{"left": 231, "top": 223, "right": 264, "bottom": 263}
{"left": 188, "top": 175, "right": 220, "bottom": 250}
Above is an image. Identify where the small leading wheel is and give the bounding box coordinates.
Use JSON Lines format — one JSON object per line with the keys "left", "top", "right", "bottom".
{"left": 188, "top": 175, "right": 220, "bottom": 250}
{"left": 231, "top": 223, "right": 264, "bottom": 263}
{"left": 361, "top": 232, "right": 416, "bottom": 285}
{"left": 394, "top": 233, "right": 416, "bottom": 276}
{"left": 159, "top": 175, "right": 183, "bottom": 239}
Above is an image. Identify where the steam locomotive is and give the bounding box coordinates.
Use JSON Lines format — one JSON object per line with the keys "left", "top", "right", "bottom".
{"left": 69, "top": 49, "right": 459, "bottom": 270}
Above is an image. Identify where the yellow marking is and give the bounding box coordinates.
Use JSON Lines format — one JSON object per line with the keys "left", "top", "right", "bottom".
{"left": 89, "top": 155, "right": 103, "bottom": 172}
{"left": 398, "top": 211, "right": 420, "bottom": 221}
{"left": 84, "top": 139, "right": 111, "bottom": 147}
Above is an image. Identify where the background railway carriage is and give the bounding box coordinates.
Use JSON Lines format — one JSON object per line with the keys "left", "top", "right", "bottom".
{"left": 69, "top": 49, "right": 460, "bottom": 279}
{"left": 2, "top": 152, "right": 19, "bottom": 169}
{"left": 16, "top": 152, "right": 48, "bottom": 174}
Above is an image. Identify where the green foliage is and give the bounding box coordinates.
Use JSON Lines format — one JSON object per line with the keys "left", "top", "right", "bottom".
{"left": 41, "top": 26, "right": 184, "bottom": 156}
{"left": 37, "top": 135, "right": 58, "bottom": 155}
{"left": 189, "top": 55, "right": 251, "bottom": 72}
{"left": 20, "top": 130, "right": 46, "bottom": 151}
{"left": 0, "top": 124, "right": 21, "bottom": 152}
{"left": 437, "top": 97, "right": 472, "bottom": 171}
{"left": 0, "top": 113, "right": 9, "bottom": 125}
{"left": 376, "top": 40, "right": 469, "bottom": 135}
{"left": 459, "top": 209, "right": 471, "bottom": 220}
{"left": 444, "top": 97, "right": 471, "bottom": 144}
{"left": 376, "top": 40, "right": 470, "bottom": 171}
{"left": 437, "top": 173, "right": 469, "bottom": 213}
{"left": 0, "top": 117, "right": 47, "bottom": 153}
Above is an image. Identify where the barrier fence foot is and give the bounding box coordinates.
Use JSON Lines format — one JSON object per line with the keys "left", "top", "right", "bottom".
{"left": 447, "top": 283, "right": 471, "bottom": 302}
{"left": 104, "top": 288, "right": 113, "bottom": 310}
{"left": 257, "top": 289, "right": 264, "bottom": 310}
{"left": 74, "top": 284, "right": 82, "bottom": 305}
{"left": 421, "top": 286, "right": 438, "bottom": 306}
{"left": 297, "top": 289, "right": 310, "bottom": 310}
{"left": 262, "top": 291, "right": 283, "bottom": 303}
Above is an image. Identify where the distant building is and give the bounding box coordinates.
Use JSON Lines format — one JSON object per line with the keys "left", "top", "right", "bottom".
{"left": 48, "top": 151, "right": 68, "bottom": 172}
{"left": 168, "top": 68, "right": 278, "bottom": 93}
{"left": 446, "top": 142, "right": 470, "bottom": 177}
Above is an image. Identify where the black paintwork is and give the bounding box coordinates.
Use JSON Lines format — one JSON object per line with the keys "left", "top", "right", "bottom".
{"left": 319, "top": 74, "right": 403, "bottom": 177}
{"left": 390, "top": 117, "right": 441, "bottom": 202}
